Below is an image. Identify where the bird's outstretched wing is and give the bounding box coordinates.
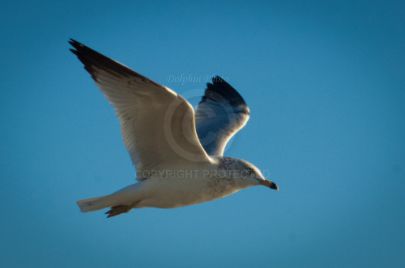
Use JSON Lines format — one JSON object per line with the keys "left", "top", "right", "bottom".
{"left": 69, "top": 39, "right": 212, "bottom": 179}
{"left": 195, "top": 76, "right": 250, "bottom": 156}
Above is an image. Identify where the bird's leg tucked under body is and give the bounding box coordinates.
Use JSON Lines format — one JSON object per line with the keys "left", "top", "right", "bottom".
{"left": 106, "top": 205, "right": 130, "bottom": 218}
{"left": 105, "top": 201, "right": 139, "bottom": 218}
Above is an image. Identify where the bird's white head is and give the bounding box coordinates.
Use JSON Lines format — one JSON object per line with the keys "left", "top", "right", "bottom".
{"left": 218, "top": 158, "right": 279, "bottom": 191}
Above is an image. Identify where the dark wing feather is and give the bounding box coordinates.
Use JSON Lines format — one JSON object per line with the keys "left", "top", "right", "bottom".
{"left": 195, "top": 76, "right": 250, "bottom": 156}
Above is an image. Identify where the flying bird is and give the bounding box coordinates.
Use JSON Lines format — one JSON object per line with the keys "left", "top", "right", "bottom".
{"left": 69, "top": 39, "right": 278, "bottom": 218}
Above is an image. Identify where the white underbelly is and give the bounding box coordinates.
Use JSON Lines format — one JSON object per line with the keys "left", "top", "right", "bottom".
{"left": 136, "top": 177, "right": 241, "bottom": 208}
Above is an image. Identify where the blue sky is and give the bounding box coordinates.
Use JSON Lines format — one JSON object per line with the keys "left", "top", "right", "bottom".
{"left": 1, "top": 0, "right": 404, "bottom": 267}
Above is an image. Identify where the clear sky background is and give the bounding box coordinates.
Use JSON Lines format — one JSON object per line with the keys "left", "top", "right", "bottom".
{"left": 1, "top": 0, "right": 404, "bottom": 267}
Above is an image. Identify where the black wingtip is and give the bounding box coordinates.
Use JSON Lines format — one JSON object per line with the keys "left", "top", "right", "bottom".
{"left": 202, "top": 75, "right": 249, "bottom": 114}
{"left": 68, "top": 39, "right": 90, "bottom": 56}
{"left": 68, "top": 38, "right": 82, "bottom": 48}
{"left": 69, "top": 48, "right": 77, "bottom": 55}
{"left": 211, "top": 75, "right": 224, "bottom": 84}
{"left": 68, "top": 39, "right": 85, "bottom": 57}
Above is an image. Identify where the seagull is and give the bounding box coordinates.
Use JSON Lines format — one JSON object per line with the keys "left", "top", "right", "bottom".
{"left": 69, "top": 39, "right": 278, "bottom": 218}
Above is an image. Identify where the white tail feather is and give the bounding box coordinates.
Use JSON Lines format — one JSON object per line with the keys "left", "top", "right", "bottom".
{"left": 77, "top": 195, "right": 112, "bottom": 212}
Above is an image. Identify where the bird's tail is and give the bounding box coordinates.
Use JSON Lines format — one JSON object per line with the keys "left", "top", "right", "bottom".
{"left": 77, "top": 195, "right": 114, "bottom": 212}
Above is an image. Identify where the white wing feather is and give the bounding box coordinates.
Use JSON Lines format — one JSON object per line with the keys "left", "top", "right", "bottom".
{"left": 70, "top": 40, "right": 212, "bottom": 179}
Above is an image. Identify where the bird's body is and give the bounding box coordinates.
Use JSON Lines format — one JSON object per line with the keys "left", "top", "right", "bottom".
{"left": 70, "top": 39, "right": 278, "bottom": 218}
{"left": 78, "top": 157, "right": 259, "bottom": 213}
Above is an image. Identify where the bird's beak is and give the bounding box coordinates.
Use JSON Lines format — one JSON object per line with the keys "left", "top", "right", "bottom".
{"left": 260, "top": 180, "right": 279, "bottom": 191}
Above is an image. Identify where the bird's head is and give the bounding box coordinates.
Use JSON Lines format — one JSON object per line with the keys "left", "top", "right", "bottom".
{"left": 219, "top": 158, "right": 279, "bottom": 191}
